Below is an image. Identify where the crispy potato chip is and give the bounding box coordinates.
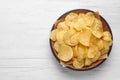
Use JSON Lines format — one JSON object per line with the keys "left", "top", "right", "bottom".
{"left": 100, "top": 40, "right": 112, "bottom": 55}
{"left": 99, "top": 54, "right": 108, "bottom": 60}
{"left": 73, "top": 58, "right": 84, "bottom": 69}
{"left": 50, "top": 29, "right": 58, "bottom": 41}
{"left": 57, "top": 21, "right": 69, "bottom": 30}
{"left": 87, "top": 44, "right": 99, "bottom": 58}
{"left": 58, "top": 44, "right": 73, "bottom": 62}
{"left": 65, "top": 13, "right": 78, "bottom": 29}
{"left": 84, "top": 12, "right": 95, "bottom": 27}
{"left": 73, "top": 45, "right": 78, "bottom": 57}
{"left": 92, "top": 18, "right": 103, "bottom": 38}
{"left": 85, "top": 58, "right": 92, "bottom": 66}
{"left": 78, "top": 13, "right": 86, "bottom": 26}
{"left": 54, "top": 41, "right": 60, "bottom": 52}
{"left": 63, "top": 29, "right": 76, "bottom": 46}
{"left": 77, "top": 46, "right": 85, "bottom": 61}
{"left": 79, "top": 29, "right": 92, "bottom": 46}
{"left": 103, "top": 31, "right": 112, "bottom": 41}
{"left": 91, "top": 51, "right": 101, "bottom": 63}
{"left": 71, "top": 13, "right": 86, "bottom": 31}
{"left": 70, "top": 32, "right": 79, "bottom": 46}
{"left": 96, "top": 39, "right": 104, "bottom": 50}
{"left": 56, "top": 30, "right": 67, "bottom": 41}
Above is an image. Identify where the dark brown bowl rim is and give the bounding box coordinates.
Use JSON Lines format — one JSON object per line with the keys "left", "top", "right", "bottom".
{"left": 49, "top": 9, "right": 113, "bottom": 71}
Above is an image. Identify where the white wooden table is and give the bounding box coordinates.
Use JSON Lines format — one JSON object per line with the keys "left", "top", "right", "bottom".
{"left": 0, "top": 0, "right": 119, "bottom": 80}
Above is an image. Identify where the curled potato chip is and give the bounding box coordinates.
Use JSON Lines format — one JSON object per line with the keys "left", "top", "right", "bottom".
{"left": 84, "top": 12, "right": 95, "bottom": 27}
{"left": 77, "top": 46, "right": 85, "bottom": 61}
{"left": 54, "top": 41, "right": 60, "bottom": 52}
{"left": 92, "top": 18, "right": 103, "bottom": 38}
{"left": 72, "top": 13, "right": 86, "bottom": 31}
{"left": 85, "top": 58, "right": 92, "bottom": 66}
{"left": 91, "top": 51, "right": 101, "bottom": 63}
{"left": 65, "top": 13, "right": 78, "bottom": 29}
{"left": 73, "top": 45, "right": 78, "bottom": 57}
{"left": 79, "top": 29, "right": 92, "bottom": 46}
{"left": 100, "top": 40, "right": 112, "bottom": 55}
{"left": 96, "top": 39, "right": 104, "bottom": 50}
{"left": 57, "top": 21, "right": 69, "bottom": 30}
{"left": 58, "top": 44, "right": 73, "bottom": 62}
{"left": 56, "top": 30, "right": 67, "bottom": 41}
{"left": 63, "top": 29, "right": 76, "bottom": 46}
{"left": 70, "top": 32, "right": 79, "bottom": 46}
{"left": 103, "top": 31, "right": 112, "bottom": 41}
{"left": 50, "top": 29, "right": 58, "bottom": 41}
{"left": 87, "top": 44, "right": 99, "bottom": 58}
{"left": 73, "top": 58, "right": 84, "bottom": 69}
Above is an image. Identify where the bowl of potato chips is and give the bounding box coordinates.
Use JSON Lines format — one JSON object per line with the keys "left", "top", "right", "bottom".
{"left": 50, "top": 9, "right": 113, "bottom": 70}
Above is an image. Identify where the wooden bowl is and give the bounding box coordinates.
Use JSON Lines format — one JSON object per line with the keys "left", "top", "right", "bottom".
{"left": 49, "top": 9, "right": 113, "bottom": 71}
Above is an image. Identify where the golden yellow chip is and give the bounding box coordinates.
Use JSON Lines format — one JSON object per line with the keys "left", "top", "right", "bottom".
{"left": 65, "top": 12, "right": 78, "bottom": 29}
{"left": 92, "top": 18, "right": 103, "bottom": 38}
{"left": 91, "top": 51, "right": 101, "bottom": 63}
{"left": 56, "top": 30, "right": 67, "bottom": 42}
{"left": 73, "top": 45, "right": 78, "bottom": 57}
{"left": 77, "top": 46, "right": 85, "bottom": 61}
{"left": 63, "top": 29, "right": 76, "bottom": 46}
{"left": 57, "top": 21, "right": 69, "bottom": 30}
{"left": 71, "top": 13, "right": 86, "bottom": 31}
{"left": 54, "top": 41, "right": 60, "bottom": 52}
{"left": 100, "top": 40, "right": 112, "bottom": 55}
{"left": 58, "top": 44, "right": 73, "bottom": 62}
{"left": 73, "top": 58, "right": 84, "bottom": 69}
{"left": 79, "top": 29, "right": 92, "bottom": 46}
{"left": 87, "top": 44, "right": 99, "bottom": 58}
{"left": 103, "top": 31, "right": 112, "bottom": 41}
{"left": 50, "top": 29, "right": 58, "bottom": 41}
{"left": 70, "top": 32, "right": 79, "bottom": 46}
{"left": 84, "top": 12, "right": 95, "bottom": 27}
{"left": 96, "top": 39, "right": 104, "bottom": 50}
{"left": 85, "top": 58, "right": 92, "bottom": 66}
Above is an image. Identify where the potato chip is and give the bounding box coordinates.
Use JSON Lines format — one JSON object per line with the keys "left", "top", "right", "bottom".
{"left": 71, "top": 13, "right": 86, "bottom": 31}
{"left": 99, "top": 54, "right": 108, "bottom": 60}
{"left": 73, "top": 58, "right": 84, "bottom": 69}
{"left": 57, "top": 21, "right": 69, "bottom": 30}
{"left": 91, "top": 51, "right": 101, "bottom": 63}
{"left": 50, "top": 29, "right": 58, "bottom": 41}
{"left": 77, "top": 46, "right": 85, "bottom": 61}
{"left": 87, "top": 44, "right": 99, "bottom": 58}
{"left": 84, "top": 12, "right": 95, "bottom": 27}
{"left": 85, "top": 58, "right": 92, "bottom": 66}
{"left": 103, "top": 31, "right": 112, "bottom": 41}
{"left": 58, "top": 44, "right": 73, "bottom": 62}
{"left": 100, "top": 40, "right": 112, "bottom": 55}
{"left": 96, "top": 39, "right": 104, "bottom": 50}
{"left": 56, "top": 30, "right": 67, "bottom": 42}
{"left": 70, "top": 32, "right": 79, "bottom": 46}
{"left": 54, "top": 41, "right": 60, "bottom": 52}
{"left": 63, "top": 29, "right": 76, "bottom": 46}
{"left": 79, "top": 29, "right": 92, "bottom": 46}
{"left": 78, "top": 13, "right": 86, "bottom": 26}
{"left": 65, "top": 13, "right": 78, "bottom": 29}
{"left": 73, "top": 45, "right": 78, "bottom": 57}
{"left": 92, "top": 18, "right": 103, "bottom": 38}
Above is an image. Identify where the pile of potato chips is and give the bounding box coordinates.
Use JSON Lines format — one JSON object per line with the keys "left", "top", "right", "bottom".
{"left": 50, "top": 12, "right": 112, "bottom": 69}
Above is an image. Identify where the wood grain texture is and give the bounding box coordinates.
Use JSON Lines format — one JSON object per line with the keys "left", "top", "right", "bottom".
{"left": 0, "top": 0, "right": 119, "bottom": 80}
